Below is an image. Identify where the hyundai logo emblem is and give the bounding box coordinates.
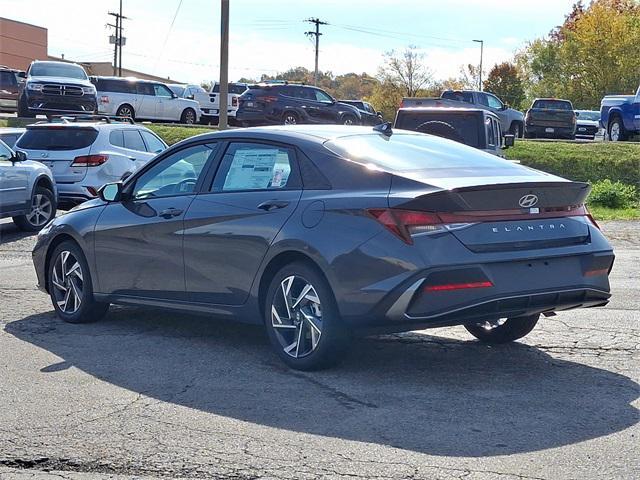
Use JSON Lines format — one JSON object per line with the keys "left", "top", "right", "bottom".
{"left": 519, "top": 194, "right": 539, "bottom": 208}
{"left": 41, "top": 152, "right": 49, "bottom": 158}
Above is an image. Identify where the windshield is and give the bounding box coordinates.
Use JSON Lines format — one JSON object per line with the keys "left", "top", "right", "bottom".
{"left": 395, "top": 112, "right": 483, "bottom": 148}
{"left": 324, "top": 132, "right": 525, "bottom": 177}
{"left": 30, "top": 63, "right": 88, "bottom": 80}
{"left": 169, "top": 85, "right": 185, "bottom": 97}
{"left": 576, "top": 111, "right": 600, "bottom": 121}
{"left": 532, "top": 99, "right": 572, "bottom": 110}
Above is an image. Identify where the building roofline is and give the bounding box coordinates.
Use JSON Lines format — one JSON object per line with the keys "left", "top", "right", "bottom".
{"left": 0, "top": 17, "right": 47, "bottom": 31}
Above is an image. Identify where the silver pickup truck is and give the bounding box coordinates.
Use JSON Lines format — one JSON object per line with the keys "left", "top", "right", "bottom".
{"left": 401, "top": 90, "right": 525, "bottom": 137}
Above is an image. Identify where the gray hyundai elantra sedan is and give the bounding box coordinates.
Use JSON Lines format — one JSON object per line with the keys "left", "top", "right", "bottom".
{"left": 32, "top": 124, "right": 614, "bottom": 370}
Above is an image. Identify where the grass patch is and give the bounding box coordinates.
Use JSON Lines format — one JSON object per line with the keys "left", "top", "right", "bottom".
{"left": 506, "top": 140, "right": 640, "bottom": 187}
{"left": 146, "top": 124, "right": 217, "bottom": 145}
{"left": 588, "top": 206, "right": 640, "bottom": 221}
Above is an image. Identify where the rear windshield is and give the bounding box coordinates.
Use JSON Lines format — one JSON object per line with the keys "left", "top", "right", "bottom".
{"left": 324, "top": 133, "right": 514, "bottom": 174}
{"left": 0, "top": 70, "right": 17, "bottom": 88}
{"left": 395, "top": 112, "right": 482, "bottom": 148}
{"left": 17, "top": 128, "right": 98, "bottom": 150}
{"left": 30, "top": 63, "right": 87, "bottom": 80}
{"left": 532, "top": 99, "right": 573, "bottom": 110}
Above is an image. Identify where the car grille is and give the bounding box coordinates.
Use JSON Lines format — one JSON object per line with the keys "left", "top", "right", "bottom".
{"left": 577, "top": 125, "right": 598, "bottom": 135}
{"left": 42, "top": 84, "right": 84, "bottom": 96}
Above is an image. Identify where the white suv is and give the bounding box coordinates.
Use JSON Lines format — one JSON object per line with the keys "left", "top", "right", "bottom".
{"left": 15, "top": 116, "right": 167, "bottom": 205}
{"left": 168, "top": 84, "right": 217, "bottom": 124}
{"left": 93, "top": 77, "right": 201, "bottom": 124}
{"left": 0, "top": 139, "right": 57, "bottom": 231}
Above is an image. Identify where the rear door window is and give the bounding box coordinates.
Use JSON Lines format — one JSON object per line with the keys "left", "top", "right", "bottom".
{"left": 109, "top": 129, "right": 124, "bottom": 148}
{"left": 16, "top": 128, "right": 98, "bottom": 150}
{"left": 122, "top": 130, "right": 147, "bottom": 151}
{"left": 137, "top": 83, "right": 155, "bottom": 96}
{"left": 213, "top": 143, "right": 298, "bottom": 192}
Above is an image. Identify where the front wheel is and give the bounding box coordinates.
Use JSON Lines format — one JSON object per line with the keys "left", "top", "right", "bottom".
{"left": 265, "top": 262, "right": 351, "bottom": 370}
{"left": 509, "top": 122, "right": 523, "bottom": 138}
{"left": 181, "top": 108, "right": 196, "bottom": 124}
{"left": 465, "top": 314, "right": 540, "bottom": 344}
{"left": 48, "top": 241, "right": 109, "bottom": 324}
{"left": 342, "top": 114, "right": 357, "bottom": 125}
{"left": 608, "top": 117, "right": 627, "bottom": 142}
{"left": 13, "top": 187, "right": 56, "bottom": 232}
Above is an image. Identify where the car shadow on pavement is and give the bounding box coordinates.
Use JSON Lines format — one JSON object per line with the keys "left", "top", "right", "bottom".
{"left": 6, "top": 306, "right": 639, "bottom": 458}
{"left": 0, "top": 220, "right": 34, "bottom": 245}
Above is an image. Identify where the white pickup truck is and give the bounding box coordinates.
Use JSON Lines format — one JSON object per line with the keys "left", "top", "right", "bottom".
{"left": 207, "top": 82, "right": 249, "bottom": 123}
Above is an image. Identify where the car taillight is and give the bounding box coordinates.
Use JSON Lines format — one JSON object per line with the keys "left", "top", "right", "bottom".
{"left": 71, "top": 154, "right": 108, "bottom": 167}
{"left": 232, "top": 96, "right": 238, "bottom": 106}
{"left": 368, "top": 209, "right": 445, "bottom": 244}
{"left": 256, "top": 95, "right": 278, "bottom": 103}
{"left": 100, "top": 95, "right": 109, "bottom": 104}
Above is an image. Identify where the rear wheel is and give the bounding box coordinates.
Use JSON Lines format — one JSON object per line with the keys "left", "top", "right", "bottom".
{"left": 48, "top": 241, "right": 109, "bottom": 324}
{"left": 13, "top": 186, "right": 56, "bottom": 232}
{"left": 116, "top": 104, "right": 135, "bottom": 120}
{"left": 282, "top": 111, "right": 299, "bottom": 125}
{"left": 465, "top": 314, "right": 540, "bottom": 344}
{"left": 509, "top": 122, "right": 523, "bottom": 138}
{"left": 342, "top": 114, "right": 357, "bottom": 125}
{"left": 265, "top": 262, "right": 351, "bottom": 370}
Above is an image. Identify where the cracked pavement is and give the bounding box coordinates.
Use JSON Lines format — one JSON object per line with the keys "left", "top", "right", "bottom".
{"left": 0, "top": 217, "right": 638, "bottom": 480}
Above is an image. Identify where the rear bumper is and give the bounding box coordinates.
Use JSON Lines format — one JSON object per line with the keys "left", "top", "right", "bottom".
{"left": 347, "top": 250, "right": 614, "bottom": 333}
{"left": 56, "top": 183, "right": 97, "bottom": 205}
{"left": 525, "top": 124, "right": 576, "bottom": 137}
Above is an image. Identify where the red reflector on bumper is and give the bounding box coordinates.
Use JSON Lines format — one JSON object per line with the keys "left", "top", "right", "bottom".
{"left": 424, "top": 281, "right": 494, "bottom": 292}
{"left": 585, "top": 268, "right": 609, "bottom": 277}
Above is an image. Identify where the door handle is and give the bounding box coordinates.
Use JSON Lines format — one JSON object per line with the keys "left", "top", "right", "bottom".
{"left": 128, "top": 156, "right": 136, "bottom": 161}
{"left": 257, "top": 200, "right": 289, "bottom": 211}
{"left": 159, "top": 207, "right": 183, "bottom": 218}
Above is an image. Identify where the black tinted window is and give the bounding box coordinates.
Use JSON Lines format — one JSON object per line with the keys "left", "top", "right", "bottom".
{"left": 97, "top": 78, "right": 137, "bottom": 94}
{"left": 109, "top": 130, "right": 124, "bottom": 147}
{"left": 137, "top": 83, "right": 154, "bottom": 96}
{"left": 0, "top": 71, "right": 17, "bottom": 88}
{"left": 123, "top": 130, "right": 146, "bottom": 151}
{"left": 17, "top": 128, "right": 98, "bottom": 150}
{"left": 395, "top": 112, "right": 482, "bottom": 148}
{"left": 442, "top": 91, "right": 474, "bottom": 103}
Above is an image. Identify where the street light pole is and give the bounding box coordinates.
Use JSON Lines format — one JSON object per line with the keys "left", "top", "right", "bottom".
{"left": 219, "top": 0, "right": 229, "bottom": 129}
{"left": 473, "top": 39, "right": 484, "bottom": 91}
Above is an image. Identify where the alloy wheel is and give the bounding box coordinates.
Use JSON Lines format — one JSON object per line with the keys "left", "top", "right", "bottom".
{"left": 284, "top": 114, "right": 297, "bottom": 125}
{"left": 271, "top": 275, "right": 323, "bottom": 358}
{"left": 51, "top": 251, "right": 84, "bottom": 314}
{"left": 184, "top": 110, "right": 196, "bottom": 124}
{"left": 118, "top": 106, "right": 133, "bottom": 118}
{"left": 610, "top": 122, "right": 620, "bottom": 141}
{"left": 343, "top": 117, "right": 354, "bottom": 125}
{"left": 27, "top": 193, "right": 52, "bottom": 227}
{"left": 477, "top": 318, "right": 507, "bottom": 331}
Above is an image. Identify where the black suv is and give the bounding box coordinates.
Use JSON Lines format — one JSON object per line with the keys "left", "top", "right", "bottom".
{"left": 18, "top": 61, "right": 97, "bottom": 117}
{"left": 236, "top": 83, "right": 362, "bottom": 126}
{"left": 339, "top": 100, "right": 383, "bottom": 125}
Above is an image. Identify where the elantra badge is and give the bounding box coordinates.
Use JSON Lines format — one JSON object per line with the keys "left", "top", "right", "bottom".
{"left": 519, "top": 194, "right": 538, "bottom": 208}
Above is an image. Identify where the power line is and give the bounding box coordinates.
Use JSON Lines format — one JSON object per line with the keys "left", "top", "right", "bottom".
{"left": 153, "top": 0, "right": 183, "bottom": 71}
{"left": 305, "top": 18, "right": 328, "bottom": 85}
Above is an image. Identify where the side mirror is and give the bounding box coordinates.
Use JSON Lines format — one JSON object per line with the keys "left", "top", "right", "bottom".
{"left": 12, "top": 150, "right": 27, "bottom": 163}
{"left": 503, "top": 134, "right": 515, "bottom": 148}
{"left": 98, "top": 182, "right": 123, "bottom": 202}
{"left": 377, "top": 111, "right": 383, "bottom": 117}
{"left": 18, "top": 71, "right": 26, "bottom": 78}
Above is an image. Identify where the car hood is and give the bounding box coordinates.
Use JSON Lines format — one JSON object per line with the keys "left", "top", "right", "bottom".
{"left": 27, "top": 76, "right": 93, "bottom": 87}
{"left": 507, "top": 108, "right": 524, "bottom": 120}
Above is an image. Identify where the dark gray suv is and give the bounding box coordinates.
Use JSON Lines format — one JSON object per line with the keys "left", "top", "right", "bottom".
{"left": 32, "top": 125, "right": 613, "bottom": 370}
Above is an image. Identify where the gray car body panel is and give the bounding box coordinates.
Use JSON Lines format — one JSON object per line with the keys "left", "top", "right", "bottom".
{"left": 32, "top": 126, "right": 613, "bottom": 333}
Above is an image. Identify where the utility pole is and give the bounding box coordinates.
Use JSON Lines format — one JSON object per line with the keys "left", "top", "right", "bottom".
{"left": 473, "top": 39, "right": 484, "bottom": 91}
{"left": 108, "top": 2, "right": 127, "bottom": 76}
{"left": 219, "top": 0, "right": 229, "bottom": 129}
{"left": 305, "top": 18, "right": 327, "bottom": 86}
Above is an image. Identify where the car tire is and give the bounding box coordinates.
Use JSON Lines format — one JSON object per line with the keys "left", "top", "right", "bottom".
{"left": 264, "top": 261, "right": 351, "bottom": 370}
{"left": 465, "top": 314, "right": 540, "bottom": 344}
{"left": 17, "top": 96, "right": 35, "bottom": 118}
{"left": 608, "top": 116, "right": 627, "bottom": 142}
{"left": 12, "top": 186, "right": 56, "bottom": 232}
{"left": 116, "top": 104, "right": 135, "bottom": 120}
{"left": 509, "top": 122, "right": 523, "bottom": 138}
{"left": 47, "top": 241, "right": 109, "bottom": 324}
{"left": 282, "top": 111, "right": 299, "bottom": 125}
{"left": 342, "top": 114, "right": 357, "bottom": 126}
{"left": 181, "top": 108, "right": 196, "bottom": 124}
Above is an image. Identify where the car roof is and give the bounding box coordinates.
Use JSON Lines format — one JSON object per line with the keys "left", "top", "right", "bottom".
{"left": 25, "top": 120, "right": 147, "bottom": 130}
{"left": 93, "top": 75, "right": 159, "bottom": 84}
{"left": 397, "top": 106, "right": 498, "bottom": 117}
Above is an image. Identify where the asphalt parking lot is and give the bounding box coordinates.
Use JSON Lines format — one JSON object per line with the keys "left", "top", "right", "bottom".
{"left": 0, "top": 217, "right": 638, "bottom": 480}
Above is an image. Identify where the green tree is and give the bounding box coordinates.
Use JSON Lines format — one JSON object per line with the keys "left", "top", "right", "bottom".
{"left": 483, "top": 62, "right": 525, "bottom": 109}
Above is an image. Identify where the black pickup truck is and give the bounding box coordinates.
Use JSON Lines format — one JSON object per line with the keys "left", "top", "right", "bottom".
{"left": 524, "top": 98, "right": 576, "bottom": 139}
{"left": 17, "top": 61, "right": 97, "bottom": 117}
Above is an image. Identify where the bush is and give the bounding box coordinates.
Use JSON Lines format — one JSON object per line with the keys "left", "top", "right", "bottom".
{"left": 588, "top": 180, "right": 638, "bottom": 209}
{"left": 505, "top": 141, "right": 640, "bottom": 188}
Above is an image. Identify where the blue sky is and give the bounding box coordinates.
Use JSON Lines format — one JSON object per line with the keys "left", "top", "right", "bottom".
{"left": 1, "top": 0, "right": 577, "bottom": 83}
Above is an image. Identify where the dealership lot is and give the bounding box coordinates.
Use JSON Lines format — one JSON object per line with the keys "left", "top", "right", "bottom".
{"left": 0, "top": 217, "right": 638, "bottom": 480}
